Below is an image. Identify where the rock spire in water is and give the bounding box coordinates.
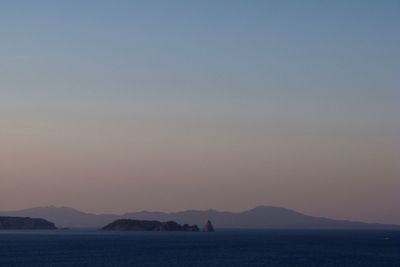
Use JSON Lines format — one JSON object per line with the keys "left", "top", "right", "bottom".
{"left": 202, "top": 220, "right": 215, "bottom": 232}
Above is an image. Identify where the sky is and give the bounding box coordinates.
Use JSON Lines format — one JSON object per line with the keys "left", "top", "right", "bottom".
{"left": 0, "top": 0, "right": 399, "bottom": 224}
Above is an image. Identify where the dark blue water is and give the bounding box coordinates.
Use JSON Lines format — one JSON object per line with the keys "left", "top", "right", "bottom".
{"left": 0, "top": 230, "right": 399, "bottom": 267}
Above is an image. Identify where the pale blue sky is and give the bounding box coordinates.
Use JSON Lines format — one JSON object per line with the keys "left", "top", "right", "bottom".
{"left": 0, "top": 1, "right": 399, "bottom": 223}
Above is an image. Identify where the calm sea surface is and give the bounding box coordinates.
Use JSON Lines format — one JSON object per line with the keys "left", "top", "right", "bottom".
{"left": 0, "top": 230, "right": 399, "bottom": 267}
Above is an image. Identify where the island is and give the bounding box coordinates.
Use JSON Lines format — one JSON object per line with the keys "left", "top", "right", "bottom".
{"left": 0, "top": 216, "right": 57, "bottom": 230}
{"left": 102, "top": 219, "right": 200, "bottom": 232}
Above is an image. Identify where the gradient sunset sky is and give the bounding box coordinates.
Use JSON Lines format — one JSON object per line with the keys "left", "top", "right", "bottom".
{"left": 1, "top": 0, "right": 399, "bottom": 224}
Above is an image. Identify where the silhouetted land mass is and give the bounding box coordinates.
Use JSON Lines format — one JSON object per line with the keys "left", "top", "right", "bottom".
{"left": 203, "top": 220, "right": 215, "bottom": 232}
{"left": 0, "top": 216, "right": 57, "bottom": 230}
{"left": 102, "top": 219, "right": 200, "bottom": 232}
{"left": 1, "top": 206, "right": 399, "bottom": 229}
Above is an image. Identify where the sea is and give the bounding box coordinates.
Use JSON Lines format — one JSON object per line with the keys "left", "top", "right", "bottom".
{"left": 0, "top": 230, "right": 399, "bottom": 267}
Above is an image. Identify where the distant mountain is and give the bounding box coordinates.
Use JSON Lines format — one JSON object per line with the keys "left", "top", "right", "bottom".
{"left": 0, "top": 206, "right": 119, "bottom": 228}
{"left": 0, "top": 205, "right": 398, "bottom": 229}
{"left": 123, "top": 206, "right": 400, "bottom": 230}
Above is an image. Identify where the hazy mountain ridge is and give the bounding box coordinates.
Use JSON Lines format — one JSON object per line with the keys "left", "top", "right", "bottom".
{"left": 0, "top": 206, "right": 398, "bottom": 229}
{"left": 0, "top": 206, "right": 119, "bottom": 228}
